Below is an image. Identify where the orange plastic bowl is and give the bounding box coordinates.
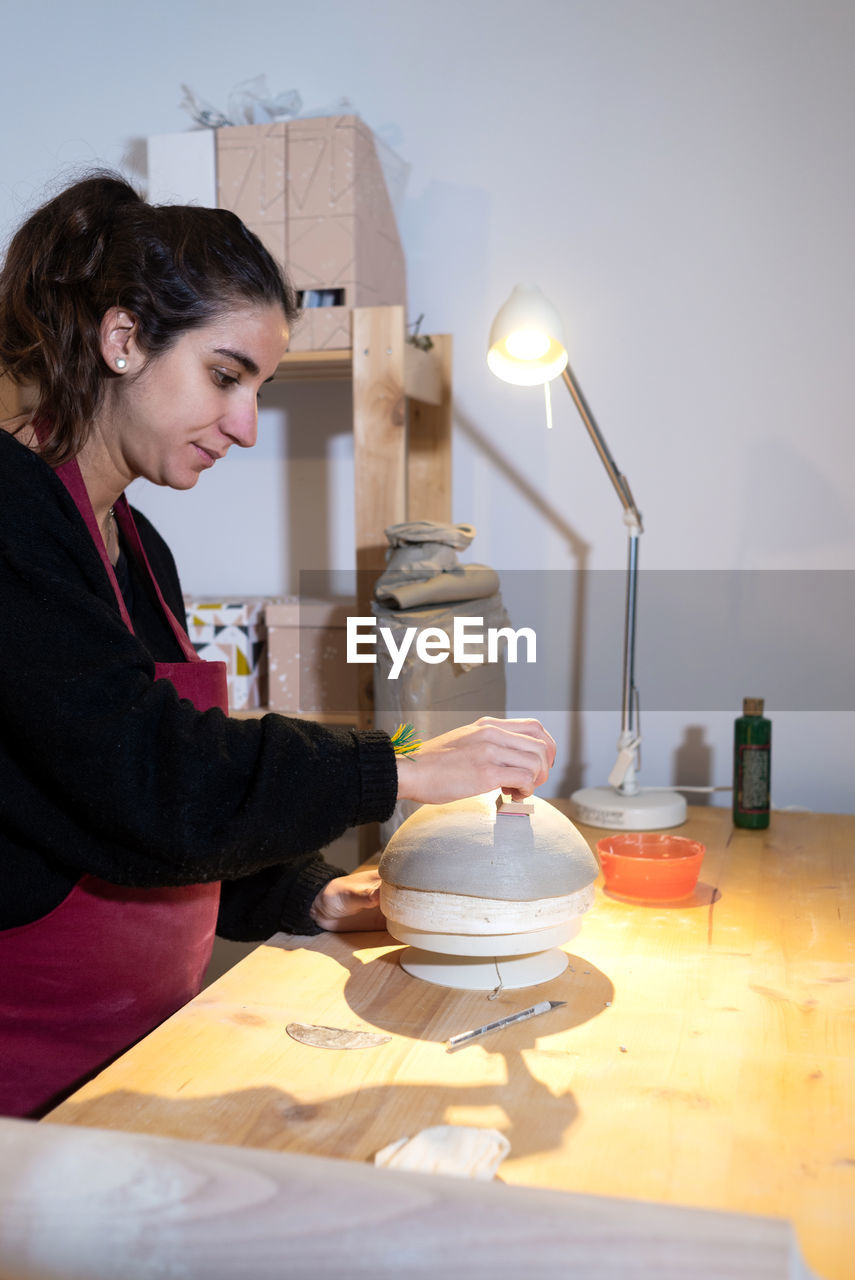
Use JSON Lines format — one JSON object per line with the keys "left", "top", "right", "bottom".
{"left": 596, "top": 833, "right": 705, "bottom": 902}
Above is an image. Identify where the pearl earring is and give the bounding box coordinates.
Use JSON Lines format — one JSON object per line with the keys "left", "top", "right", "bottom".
{"left": 115, "top": 358, "right": 127, "bottom": 370}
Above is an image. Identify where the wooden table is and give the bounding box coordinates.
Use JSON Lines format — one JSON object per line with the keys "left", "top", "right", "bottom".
{"left": 45, "top": 804, "right": 854, "bottom": 1280}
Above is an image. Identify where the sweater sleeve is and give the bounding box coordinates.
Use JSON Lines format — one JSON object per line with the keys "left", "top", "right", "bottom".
{"left": 0, "top": 434, "right": 397, "bottom": 901}
{"left": 216, "top": 855, "right": 346, "bottom": 941}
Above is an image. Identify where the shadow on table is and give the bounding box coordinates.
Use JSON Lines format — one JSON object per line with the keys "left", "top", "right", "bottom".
{"left": 51, "top": 945, "right": 614, "bottom": 1167}
{"left": 340, "top": 947, "right": 614, "bottom": 1041}
{"left": 601, "top": 881, "right": 721, "bottom": 909}
{"left": 50, "top": 1065, "right": 579, "bottom": 1168}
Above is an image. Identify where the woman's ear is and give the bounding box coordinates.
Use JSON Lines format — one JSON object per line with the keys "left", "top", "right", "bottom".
{"left": 99, "top": 307, "right": 142, "bottom": 374}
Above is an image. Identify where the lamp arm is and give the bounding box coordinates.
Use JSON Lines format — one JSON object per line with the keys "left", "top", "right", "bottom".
{"left": 560, "top": 361, "right": 642, "bottom": 793}
{"left": 560, "top": 365, "right": 643, "bottom": 532}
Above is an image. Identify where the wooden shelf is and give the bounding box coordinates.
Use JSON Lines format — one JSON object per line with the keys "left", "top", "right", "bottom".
{"left": 268, "top": 308, "right": 452, "bottom": 733}
{"left": 272, "top": 348, "right": 353, "bottom": 383}
{"left": 262, "top": 308, "right": 452, "bottom": 853}
{"left": 273, "top": 329, "right": 447, "bottom": 404}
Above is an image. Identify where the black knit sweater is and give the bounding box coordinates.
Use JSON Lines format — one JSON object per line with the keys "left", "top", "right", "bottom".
{"left": 0, "top": 429, "right": 397, "bottom": 939}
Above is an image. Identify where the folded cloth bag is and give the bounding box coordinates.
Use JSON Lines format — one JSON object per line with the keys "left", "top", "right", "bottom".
{"left": 374, "top": 521, "right": 500, "bottom": 609}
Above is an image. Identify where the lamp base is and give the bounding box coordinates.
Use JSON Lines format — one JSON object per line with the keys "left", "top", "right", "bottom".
{"left": 570, "top": 786, "right": 687, "bottom": 831}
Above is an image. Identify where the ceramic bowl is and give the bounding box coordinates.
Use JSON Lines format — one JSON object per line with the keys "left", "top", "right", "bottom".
{"left": 380, "top": 791, "right": 599, "bottom": 905}
{"left": 596, "top": 832, "right": 705, "bottom": 902}
{"left": 378, "top": 792, "right": 599, "bottom": 989}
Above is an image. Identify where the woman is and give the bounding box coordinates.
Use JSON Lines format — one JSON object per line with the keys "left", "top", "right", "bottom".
{"left": 0, "top": 172, "right": 555, "bottom": 1118}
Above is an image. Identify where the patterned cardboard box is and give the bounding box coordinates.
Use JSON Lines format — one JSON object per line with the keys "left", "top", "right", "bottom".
{"left": 184, "top": 598, "right": 268, "bottom": 711}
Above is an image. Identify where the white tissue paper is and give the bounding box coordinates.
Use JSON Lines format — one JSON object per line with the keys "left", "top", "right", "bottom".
{"left": 373, "top": 1124, "right": 511, "bottom": 1181}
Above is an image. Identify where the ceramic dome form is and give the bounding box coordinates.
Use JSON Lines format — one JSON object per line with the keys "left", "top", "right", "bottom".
{"left": 379, "top": 792, "right": 598, "bottom": 990}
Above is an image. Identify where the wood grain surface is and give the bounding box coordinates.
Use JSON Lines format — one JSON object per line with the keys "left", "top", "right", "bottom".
{"left": 44, "top": 805, "right": 855, "bottom": 1280}
{"left": 1, "top": 1114, "right": 810, "bottom": 1279}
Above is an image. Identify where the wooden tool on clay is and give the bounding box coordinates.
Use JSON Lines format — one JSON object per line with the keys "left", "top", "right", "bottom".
{"left": 496, "top": 792, "right": 535, "bottom": 815}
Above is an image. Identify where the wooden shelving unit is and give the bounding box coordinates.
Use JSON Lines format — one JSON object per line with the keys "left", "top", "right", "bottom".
{"left": 267, "top": 304, "right": 453, "bottom": 731}
{"left": 275, "top": 306, "right": 452, "bottom": 575}
{"left": 270, "top": 306, "right": 454, "bottom": 857}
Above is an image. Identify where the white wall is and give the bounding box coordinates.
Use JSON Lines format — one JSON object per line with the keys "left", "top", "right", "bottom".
{"left": 2, "top": 0, "right": 853, "bottom": 812}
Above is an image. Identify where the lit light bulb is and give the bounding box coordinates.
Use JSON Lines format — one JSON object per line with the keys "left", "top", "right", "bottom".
{"left": 505, "top": 329, "right": 551, "bottom": 361}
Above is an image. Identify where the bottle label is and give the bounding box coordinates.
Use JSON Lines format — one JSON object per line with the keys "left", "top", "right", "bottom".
{"left": 738, "top": 745, "right": 770, "bottom": 811}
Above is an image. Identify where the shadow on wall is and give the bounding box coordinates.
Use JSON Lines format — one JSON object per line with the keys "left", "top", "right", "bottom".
{"left": 672, "top": 725, "right": 714, "bottom": 806}
{"left": 454, "top": 406, "right": 591, "bottom": 796}
{"left": 278, "top": 379, "right": 356, "bottom": 594}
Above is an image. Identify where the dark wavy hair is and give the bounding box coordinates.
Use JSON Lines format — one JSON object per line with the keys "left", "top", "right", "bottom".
{"left": 0, "top": 171, "right": 298, "bottom": 464}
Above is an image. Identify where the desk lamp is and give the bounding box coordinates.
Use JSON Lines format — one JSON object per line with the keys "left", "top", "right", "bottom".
{"left": 487, "top": 284, "right": 686, "bottom": 830}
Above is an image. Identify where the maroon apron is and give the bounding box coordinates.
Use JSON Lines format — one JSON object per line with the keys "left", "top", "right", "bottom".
{"left": 0, "top": 448, "right": 228, "bottom": 1118}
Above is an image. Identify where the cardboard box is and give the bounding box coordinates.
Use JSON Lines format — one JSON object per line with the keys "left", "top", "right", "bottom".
{"left": 216, "top": 115, "right": 406, "bottom": 351}
{"left": 184, "top": 598, "right": 268, "bottom": 711}
{"left": 266, "top": 597, "right": 358, "bottom": 715}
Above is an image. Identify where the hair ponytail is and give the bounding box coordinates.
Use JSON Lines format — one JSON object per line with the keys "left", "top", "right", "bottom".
{"left": 0, "top": 170, "right": 296, "bottom": 464}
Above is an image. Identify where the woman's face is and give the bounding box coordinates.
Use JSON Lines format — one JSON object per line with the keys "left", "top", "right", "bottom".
{"left": 106, "top": 303, "right": 290, "bottom": 490}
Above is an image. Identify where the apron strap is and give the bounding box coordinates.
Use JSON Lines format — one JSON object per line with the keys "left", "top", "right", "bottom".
{"left": 112, "top": 497, "right": 199, "bottom": 663}
{"left": 35, "top": 421, "right": 198, "bottom": 662}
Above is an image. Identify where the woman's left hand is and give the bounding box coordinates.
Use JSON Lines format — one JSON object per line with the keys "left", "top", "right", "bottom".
{"left": 309, "top": 868, "right": 385, "bottom": 932}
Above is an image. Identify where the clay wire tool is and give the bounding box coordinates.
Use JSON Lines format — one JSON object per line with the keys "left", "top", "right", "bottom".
{"left": 446, "top": 1000, "right": 566, "bottom": 1052}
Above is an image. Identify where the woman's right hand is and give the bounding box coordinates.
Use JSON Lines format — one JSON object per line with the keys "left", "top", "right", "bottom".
{"left": 394, "top": 716, "right": 555, "bottom": 805}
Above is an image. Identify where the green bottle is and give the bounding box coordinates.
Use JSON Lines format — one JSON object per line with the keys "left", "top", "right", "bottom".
{"left": 733, "top": 698, "right": 771, "bottom": 829}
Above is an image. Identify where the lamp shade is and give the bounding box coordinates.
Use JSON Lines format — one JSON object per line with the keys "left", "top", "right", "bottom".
{"left": 487, "top": 284, "right": 568, "bottom": 386}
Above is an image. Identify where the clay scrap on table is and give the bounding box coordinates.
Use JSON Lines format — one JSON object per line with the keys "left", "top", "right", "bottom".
{"left": 286, "top": 1023, "right": 391, "bottom": 1050}
{"left": 374, "top": 1124, "right": 511, "bottom": 1181}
